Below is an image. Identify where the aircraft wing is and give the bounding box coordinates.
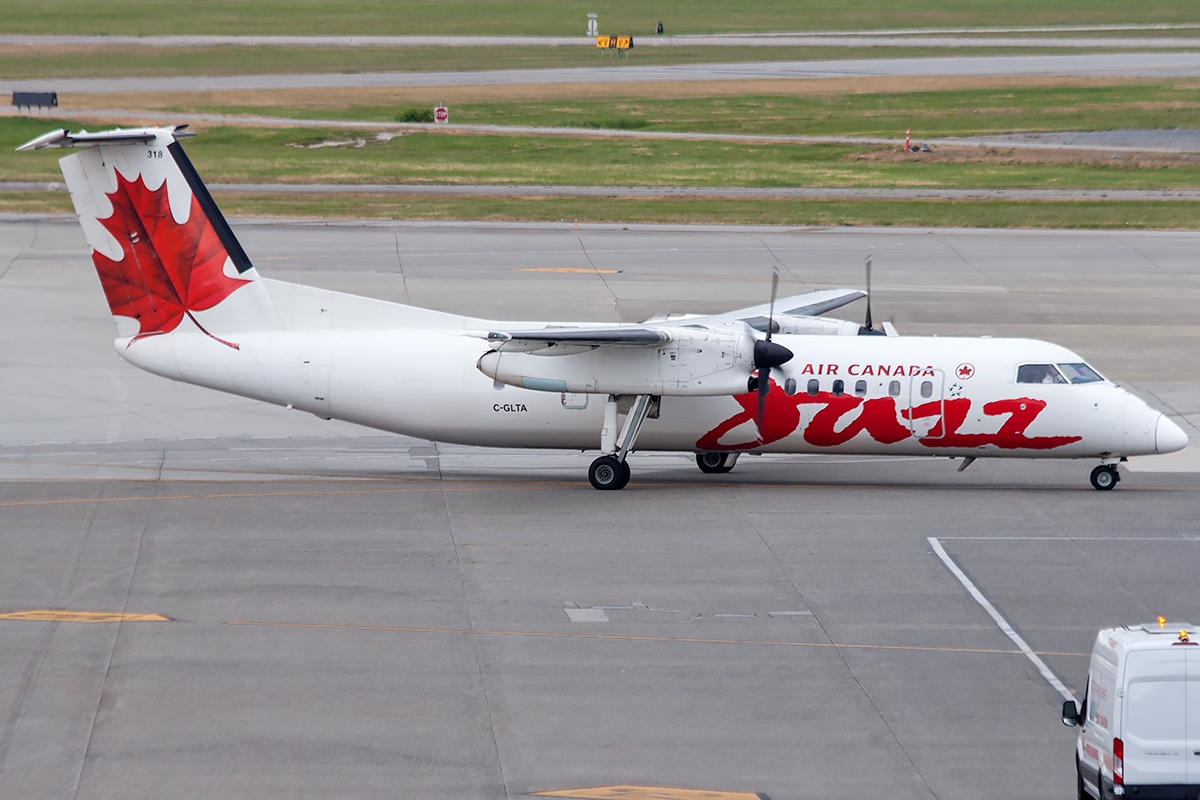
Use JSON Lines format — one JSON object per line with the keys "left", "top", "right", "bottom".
{"left": 689, "top": 288, "right": 865, "bottom": 332}
{"left": 485, "top": 327, "right": 670, "bottom": 348}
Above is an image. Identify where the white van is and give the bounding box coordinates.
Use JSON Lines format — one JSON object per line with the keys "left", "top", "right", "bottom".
{"left": 1063, "top": 623, "right": 1200, "bottom": 800}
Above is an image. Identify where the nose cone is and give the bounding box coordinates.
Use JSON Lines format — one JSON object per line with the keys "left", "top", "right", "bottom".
{"left": 1155, "top": 415, "right": 1190, "bottom": 454}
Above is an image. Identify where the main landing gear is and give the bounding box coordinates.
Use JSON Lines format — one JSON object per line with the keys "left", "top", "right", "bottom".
{"left": 1090, "top": 464, "right": 1121, "bottom": 491}
{"left": 588, "top": 394, "right": 656, "bottom": 491}
{"left": 695, "top": 452, "right": 738, "bottom": 474}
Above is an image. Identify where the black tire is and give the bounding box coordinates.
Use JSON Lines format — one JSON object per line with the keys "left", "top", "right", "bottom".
{"left": 1076, "top": 757, "right": 1087, "bottom": 800}
{"left": 616, "top": 460, "right": 631, "bottom": 489}
{"left": 696, "top": 452, "right": 733, "bottom": 474}
{"left": 1089, "top": 465, "right": 1119, "bottom": 491}
{"left": 589, "top": 455, "right": 627, "bottom": 490}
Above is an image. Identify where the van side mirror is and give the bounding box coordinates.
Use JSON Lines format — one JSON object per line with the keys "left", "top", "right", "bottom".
{"left": 1062, "top": 700, "right": 1080, "bottom": 727}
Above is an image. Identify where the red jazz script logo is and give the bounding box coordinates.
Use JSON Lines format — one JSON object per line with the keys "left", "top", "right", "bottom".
{"left": 955, "top": 363, "right": 975, "bottom": 380}
{"left": 696, "top": 380, "right": 1080, "bottom": 452}
{"left": 92, "top": 173, "right": 248, "bottom": 348}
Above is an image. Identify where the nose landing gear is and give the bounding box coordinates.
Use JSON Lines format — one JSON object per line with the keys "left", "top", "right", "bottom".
{"left": 1090, "top": 464, "right": 1120, "bottom": 491}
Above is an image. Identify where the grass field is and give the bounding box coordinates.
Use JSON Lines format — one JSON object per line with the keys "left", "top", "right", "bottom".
{"left": 0, "top": 44, "right": 1143, "bottom": 80}
{"left": 6, "top": 0, "right": 1200, "bottom": 37}
{"left": 6, "top": 119, "right": 1200, "bottom": 191}
{"left": 3, "top": 189, "right": 1195, "bottom": 230}
{"left": 177, "top": 80, "right": 1200, "bottom": 139}
{"left": 9, "top": 107, "right": 1200, "bottom": 188}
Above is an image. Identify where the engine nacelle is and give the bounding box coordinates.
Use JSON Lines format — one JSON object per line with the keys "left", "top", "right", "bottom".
{"left": 477, "top": 327, "right": 754, "bottom": 396}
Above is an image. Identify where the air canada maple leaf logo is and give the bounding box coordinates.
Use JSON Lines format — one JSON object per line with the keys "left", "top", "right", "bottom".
{"left": 92, "top": 172, "right": 248, "bottom": 348}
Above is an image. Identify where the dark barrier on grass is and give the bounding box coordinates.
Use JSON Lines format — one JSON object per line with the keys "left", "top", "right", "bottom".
{"left": 12, "top": 92, "right": 57, "bottom": 115}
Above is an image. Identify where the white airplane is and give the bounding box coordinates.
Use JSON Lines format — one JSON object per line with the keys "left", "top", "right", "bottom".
{"left": 18, "top": 125, "right": 1188, "bottom": 490}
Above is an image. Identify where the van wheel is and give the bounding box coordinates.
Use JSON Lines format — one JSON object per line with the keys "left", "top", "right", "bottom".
{"left": 1076, "top": 758, "right": 1087, "bottom": 800}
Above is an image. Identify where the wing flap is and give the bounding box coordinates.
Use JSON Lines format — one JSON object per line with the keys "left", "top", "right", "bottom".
{"left": 486, "top": 328, "right": 670, "bottom": 347}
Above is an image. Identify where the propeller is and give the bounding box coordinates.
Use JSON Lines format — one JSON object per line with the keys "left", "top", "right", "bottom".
{"left": 752, "top": 269, "right": 794, "bottom": 440}
{"left": 858, "top": 255, "right": 886, "bottom": 336}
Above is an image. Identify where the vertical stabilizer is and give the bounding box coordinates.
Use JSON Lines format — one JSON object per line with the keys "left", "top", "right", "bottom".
{"left": 19, "top": 126, "right": 279, "bottom": 347}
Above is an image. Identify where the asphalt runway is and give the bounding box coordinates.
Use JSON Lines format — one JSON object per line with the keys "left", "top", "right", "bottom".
{"left": 0, "top": 218, "right": 1197, "bottom": 799}
{"left": 6, "top": 51, "right": 1200, "bottom": 95}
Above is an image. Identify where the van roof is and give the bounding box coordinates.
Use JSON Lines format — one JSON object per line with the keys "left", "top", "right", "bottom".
{"left": 1094, "top": 622, "right": 1198, "bottom": 655}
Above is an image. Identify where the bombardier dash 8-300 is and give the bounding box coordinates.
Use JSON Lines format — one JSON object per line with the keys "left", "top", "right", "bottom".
{"left": 18, "top": 125, "right": 1188, "bottom": 490}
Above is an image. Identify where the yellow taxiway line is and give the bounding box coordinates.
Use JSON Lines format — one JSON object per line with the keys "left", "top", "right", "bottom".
{"left": 0, "top": 609, "right": 169, "bottom": 622}
{"left": 534, "top": 785, "right": 767, "bottom": 800}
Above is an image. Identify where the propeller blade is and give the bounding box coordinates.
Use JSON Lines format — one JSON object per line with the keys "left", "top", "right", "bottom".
{"left": 754, "top": 269, "right": 789, "bottom": 439}
{"left": 751, "top": 338, "right": 794, "bottom": 441}
{"left": 756, "top": 367, "right": 770, "bottom": 439}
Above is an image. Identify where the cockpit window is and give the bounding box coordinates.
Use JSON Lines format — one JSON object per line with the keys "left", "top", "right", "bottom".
{"left": 1016, "top": 364, "right": 1068, "bottom": 385}
{"left": 1057, "top": 363, "right": 1104, "bottom": 384}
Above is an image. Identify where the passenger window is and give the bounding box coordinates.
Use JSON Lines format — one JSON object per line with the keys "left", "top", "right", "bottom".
{"left": 807, "top": 379, "right": 819, "bottom": 396}
{"left": 832, "top": 379, "right": 844, "bottom": 396}
{"left": 1017, "top": 364, "right": 1067, "bottom": 384}
{"left": 784, "top": 378, "right": 797, "bottom": 396}
{"left": 854, "top": 380, "right": 867, "bottom": 397}
{"left": 920, "top": 380, "right": 933, "bottom": 398}
{"left": 1057, "top": 363, "right": 1104, "bottom": 384}
{"left": 888, "top": 380, "right": 900, "bottom": 397}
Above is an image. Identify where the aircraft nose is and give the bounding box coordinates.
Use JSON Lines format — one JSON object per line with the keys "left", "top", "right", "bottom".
{"left": 1155, "top": 414, "right": 1190, "bottom": 454}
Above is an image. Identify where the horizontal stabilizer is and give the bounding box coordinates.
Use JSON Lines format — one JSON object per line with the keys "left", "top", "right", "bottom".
{"left": 16, "top": 125, "right": 194, "bottom": 152}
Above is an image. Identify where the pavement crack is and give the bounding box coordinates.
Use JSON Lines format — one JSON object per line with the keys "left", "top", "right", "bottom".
{"left": 0, "top": 487, "right": 103, "bottom": 785}
{"left": 758, "top": 237, "right": 802, "bottom": 286}
{"left": 440, "top": 487, "right": 509, "bottom": 800}
{"left": 575, "top": 234, "right": 619, "bottom": 311}
{"left": 0, "top": 225, "right": 38, "bottom": 284}
{"left": 70, "top": 491, "right": 155, "bottom": 800}
{"left": 393, "top": 233, "right": 411, "bottom": 304}
{"left": 735, "top": 494, "right": 938, "bottom": 800}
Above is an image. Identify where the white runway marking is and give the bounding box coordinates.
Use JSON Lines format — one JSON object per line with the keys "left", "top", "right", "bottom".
{"left": 928, "top": 537, "right": 1074, "bottom": 702}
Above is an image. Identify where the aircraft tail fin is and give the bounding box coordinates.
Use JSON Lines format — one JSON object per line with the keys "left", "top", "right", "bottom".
{"left": 17, "top": 126, "right": 279, "bottom": 347}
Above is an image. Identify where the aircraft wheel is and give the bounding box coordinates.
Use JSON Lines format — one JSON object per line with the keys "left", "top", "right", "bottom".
{"left": 589, "top": 455, "right": 628, "bottom": 490}
{"left": 696, "top": 452, "right": 734, "bottom": 474}
{"left": 1089, "top": 465, "right": 1119, "bottom": 491}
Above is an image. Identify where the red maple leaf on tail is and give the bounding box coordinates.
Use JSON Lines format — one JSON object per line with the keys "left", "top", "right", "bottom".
{"left": 92, "top": 172, "right": 249, "bottom": 349}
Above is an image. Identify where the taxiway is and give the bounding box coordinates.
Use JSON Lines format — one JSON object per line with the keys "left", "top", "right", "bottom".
{"left": 0, "top": 219, "right": 1196, "bottom": 799}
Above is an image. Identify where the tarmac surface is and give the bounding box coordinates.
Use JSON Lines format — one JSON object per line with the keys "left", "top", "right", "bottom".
{"left": 0, "top": 218, "right": 1197, "bottom": 799}
{"left": 5, "top": 51, "right": 1200, "bottom": 95}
